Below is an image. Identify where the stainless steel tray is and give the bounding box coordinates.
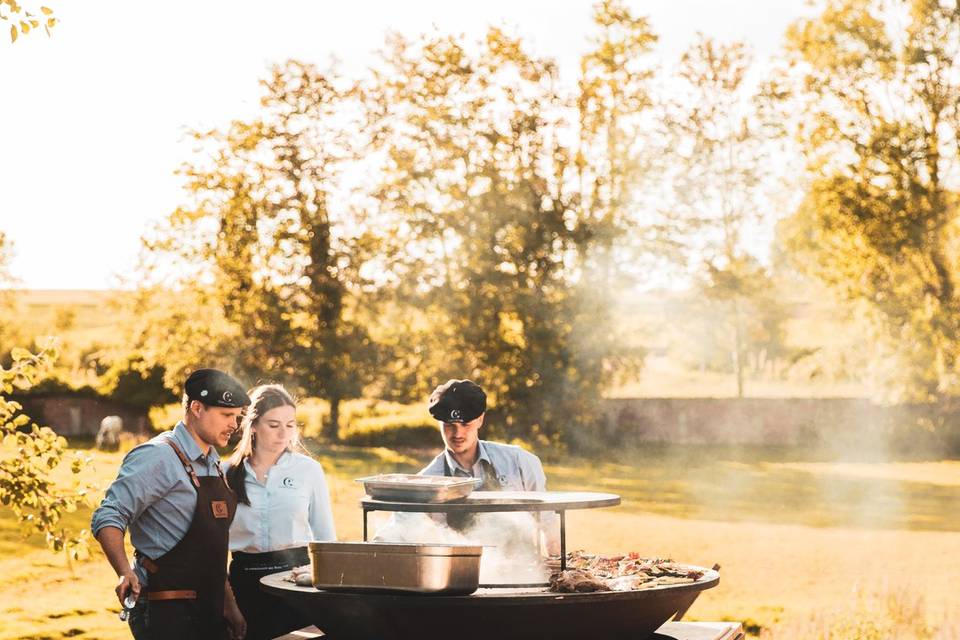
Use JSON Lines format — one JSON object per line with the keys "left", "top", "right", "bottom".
{"left": 356, "top": 473, "right": 476, "bottom": 503}
{"left": 308, "top": 541, "right": 483, "bottom": 595}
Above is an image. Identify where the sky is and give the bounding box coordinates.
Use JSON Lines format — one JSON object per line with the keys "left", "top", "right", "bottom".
{"left": 1, "top": 0, "right": 813, "bottom": 290}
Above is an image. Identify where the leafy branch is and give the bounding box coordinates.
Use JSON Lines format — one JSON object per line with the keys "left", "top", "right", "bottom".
{"left": 1, "top": 1, "right": 56, "bottom": 43}
{"left": 0, "top": 343, "right": 95, "bottom": 567}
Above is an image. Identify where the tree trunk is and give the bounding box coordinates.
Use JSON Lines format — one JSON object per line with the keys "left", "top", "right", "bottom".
{"left": 733, "top": 299, "right": 745, "bottom": 399}
{"left": 325, "top": 396, "right": 341, "bottom": 443}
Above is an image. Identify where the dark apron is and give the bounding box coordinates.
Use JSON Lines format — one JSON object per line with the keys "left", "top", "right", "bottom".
{"left": 443, "top": 456, "right": 501, "bottom": 529}
{"left": 229, "top": 547, "right": 310, "bottom": 640}
{"left": 133, "top": 439, "right": 237, "bottom": 640}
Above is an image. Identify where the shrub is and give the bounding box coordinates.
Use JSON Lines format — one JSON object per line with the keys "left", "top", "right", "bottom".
{"left": 340, "top": 423, "right": 439, "bottom": 448}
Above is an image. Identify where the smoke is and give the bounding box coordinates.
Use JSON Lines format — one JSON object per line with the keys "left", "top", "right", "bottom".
{"left": 372, "top": 512, "right": 550, "bottom": 585}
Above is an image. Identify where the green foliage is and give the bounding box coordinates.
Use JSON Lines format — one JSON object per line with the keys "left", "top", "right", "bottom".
{"left": 675, "top": 258, "right": 793, "bottom": 385}
{"left": 340, "top": 424, "right": 438, "bottom": 449}
{"left": 661, "top": 37, "right": 790, "bottom": 397}
{"left": 363, "top": 5, "right": 651, "bottom": 444}
{"left": 295, "top": 398, "right": 437, "bottom": 446}
{"left": 17, "top": 376, "right": 100, "bottom": 399}
{"left": 127, "top": 2, "right": 655, "bottom": 446}
{"left": 98, "top": 356, "right": 176, "bottom": 409}
{"left": 0, "top": 344, "right": 93, "bottom": 564}
{"left": 1, "top": 0, "right": 56, "bottom": 42}
{"left": 135, "top": 61, "right": 379, "bottom": 440}
{"left": 338, "top": 399, "right": 437, "bottom": 448}
{"left": 780, "top": 0, "right": 960, "bottom": 402}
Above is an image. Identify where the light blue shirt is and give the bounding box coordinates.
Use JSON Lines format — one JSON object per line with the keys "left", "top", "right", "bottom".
{"left": 420, "top": 440, "right": 547, "bottom": 491}
{"left": 226, "top": 451, "right": 336, "bottom": 553}
{"left": 91, "top": 422, "right": 224, "bottom": 586}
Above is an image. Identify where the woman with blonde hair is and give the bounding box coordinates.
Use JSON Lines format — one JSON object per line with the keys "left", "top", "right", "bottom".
{"left": 225, "top": 384, "right": 335, "bottom": 640}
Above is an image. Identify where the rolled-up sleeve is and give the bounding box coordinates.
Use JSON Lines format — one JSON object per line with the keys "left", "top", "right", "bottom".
{"left": 308, "top": 462, "right": 336, "bottom": 541}
{"left": 91, "top": 445, "right": 175, "bottom": 537}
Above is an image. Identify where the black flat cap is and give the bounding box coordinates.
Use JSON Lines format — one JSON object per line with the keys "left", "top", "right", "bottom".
{"left": 184, "top": 369, "right": 250, "bottom": 408}
{"left": 428, "top": 379, "right": 486, "bottom": 423}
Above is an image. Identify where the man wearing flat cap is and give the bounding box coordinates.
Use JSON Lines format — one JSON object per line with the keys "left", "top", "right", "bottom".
{"left": 92, "top": 368, "right": 250, "bottom": 640}
{"left": 420, "top": 379, "right": 559, "bottom": 553}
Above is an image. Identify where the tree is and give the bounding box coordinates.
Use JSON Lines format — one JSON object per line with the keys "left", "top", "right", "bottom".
{"left": 364, "top": 3, "right": 652, "bottom": 445}
{"left": 2, "top": 0, "right": 56, "bottom": 43}
{"left": 0, "top": 343, "right": 93, "bottom": 565}
{"left": 661, "top": 37, "right": 789, "bottom": 397}
{"left": 136, "top": 61, "right": 379, "bottom": 440}
{"left": 99, "top": 355, "right": 177, "bottom": 412}
{"left": 576, "top": 0, "right": 663, "bottom": 281}
{"left": 258, "top": 61, "right": 380, "bottom": 440}
{"left": 780, "top": 0, "right": 960, "bottom": 401}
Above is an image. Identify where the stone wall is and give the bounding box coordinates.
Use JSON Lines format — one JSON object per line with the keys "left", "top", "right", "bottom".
{"left": 12, "top": 395, "right": 150, "bottom": 436}
{"left": 599, "top": 397, "right": 949, "bottom": 449}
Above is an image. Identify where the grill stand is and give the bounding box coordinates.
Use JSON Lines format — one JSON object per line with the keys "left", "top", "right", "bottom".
{"left": 360, "top": 491, "right": 618, "bottom": 588}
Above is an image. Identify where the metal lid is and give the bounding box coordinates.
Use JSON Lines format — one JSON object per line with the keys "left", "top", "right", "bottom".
{"left": 308, "top": 541, "right": 483, "bottom": 556}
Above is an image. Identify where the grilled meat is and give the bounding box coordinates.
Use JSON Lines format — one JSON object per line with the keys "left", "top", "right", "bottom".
{"left": 549, "top": 569, "right": 611, "bottom": 593}
{"left": 548, "top": 551, "right": 706, "bottom": 593}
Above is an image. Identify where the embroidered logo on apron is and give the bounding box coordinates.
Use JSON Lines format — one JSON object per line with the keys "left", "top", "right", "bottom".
{"left": 211, "top": 500, "right": 230, "bottom": 519}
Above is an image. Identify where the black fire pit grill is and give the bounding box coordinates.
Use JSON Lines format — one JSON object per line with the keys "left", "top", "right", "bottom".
{"left": 261, "top": 568, "right": 720, "bottom": 640}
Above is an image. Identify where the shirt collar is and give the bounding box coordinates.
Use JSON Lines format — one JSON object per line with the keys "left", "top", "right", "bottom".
{"left": 242, "top": 450, "right": 291, "bottom": 476}
{"left": 173, "top": 421, "right": 219, "bottom": 463}
{"left": 273, "top": 450, "right": 292, "bottom": 468}
{"left": 444, "top": 440, "right": 490, "bottom": 475}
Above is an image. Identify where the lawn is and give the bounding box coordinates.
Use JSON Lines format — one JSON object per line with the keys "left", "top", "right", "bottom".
{"left": 1, "top": 441, "right": 958, "bottom": 639}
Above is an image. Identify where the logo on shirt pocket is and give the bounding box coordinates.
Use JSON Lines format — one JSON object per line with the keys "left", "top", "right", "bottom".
{"left": 281, "top": 477, "right": 297, "bottom": 489}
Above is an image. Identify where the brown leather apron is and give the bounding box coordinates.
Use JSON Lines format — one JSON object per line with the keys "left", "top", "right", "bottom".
{"left": 137, "top": 439, "right": 237, "bottom": 637}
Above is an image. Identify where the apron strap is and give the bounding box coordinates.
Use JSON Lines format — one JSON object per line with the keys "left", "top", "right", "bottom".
{"left": 165, "top": 439, "right": 201, "bottom": 489}
{"left": 214, "top": 460, "right": 232, "bottom": 491}
{"left": 443, "top": 453, "right": 501, "bottom": 490}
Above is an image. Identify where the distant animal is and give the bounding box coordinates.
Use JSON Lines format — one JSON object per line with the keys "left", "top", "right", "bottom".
{"left": 95, "top": 415, "right": 123, "bottom": 451}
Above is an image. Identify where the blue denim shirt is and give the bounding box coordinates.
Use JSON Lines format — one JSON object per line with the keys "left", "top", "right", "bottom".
{"left": 91, "top": 422, "right": 224, "bottom": 586}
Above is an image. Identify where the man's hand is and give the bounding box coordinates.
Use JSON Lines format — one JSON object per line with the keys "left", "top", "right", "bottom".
{"left": 115, "top": 570, "right": 140, "bottom": 605}
{"left": 224, "top": 597, "right": 246, "bottom": 640}
{"left": 97, "top": 527, "right": 140, "bottom": 606}
{"left": 223, "top": 579, "right": 246, "bottom": 639}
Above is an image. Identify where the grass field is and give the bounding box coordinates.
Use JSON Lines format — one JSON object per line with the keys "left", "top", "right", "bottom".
{"left": 2, "top": 440, "right": 959, "bottom": 639}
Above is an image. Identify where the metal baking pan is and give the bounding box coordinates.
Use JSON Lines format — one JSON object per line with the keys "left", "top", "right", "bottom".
{"left": 308, "top": 541, "right": 483, "bottom": 595}
{"left": 356, "top": 473, "right": 476, "bottom": 503}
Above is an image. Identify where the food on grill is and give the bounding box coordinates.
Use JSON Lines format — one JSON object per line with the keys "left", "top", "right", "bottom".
{"left": 549, "top": 551, "right": 706, "bottom": 592}
{"left": 285, "top": 564, "right": 314, "bottom": 587}
{"left": 549, "top": 569, "right": 611, "bottom": 592}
